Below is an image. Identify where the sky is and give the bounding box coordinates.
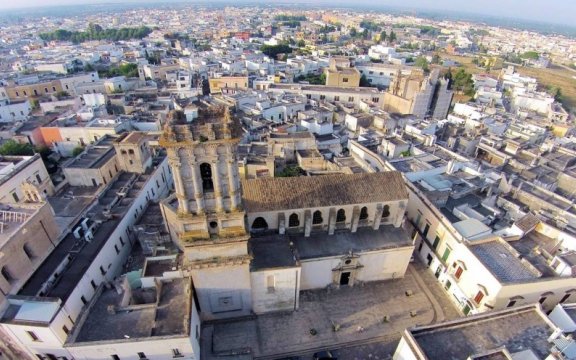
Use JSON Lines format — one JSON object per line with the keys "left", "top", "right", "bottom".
{"left": 0, "top": 0, "right": 573, "bottom": 27}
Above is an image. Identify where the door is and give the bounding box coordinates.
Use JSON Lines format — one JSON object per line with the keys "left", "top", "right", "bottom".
{"left": 340, "top": 272, "right": 351, "bottom": 286}
{"left": 435, "top": 265, "right": 442, "bottom": 278}
{"left": 463, "top": 303, "right": 471, "bottom": 315}
{"left": 423, "top": 224, "right": 430, "bottom": 238}
{"left": 427, "top": 254, "right": 433, "bottom": 266}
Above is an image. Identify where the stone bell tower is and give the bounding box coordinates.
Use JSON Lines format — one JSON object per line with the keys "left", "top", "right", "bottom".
{"left": 160, "top": 105, "right": 252, "bottom": 320}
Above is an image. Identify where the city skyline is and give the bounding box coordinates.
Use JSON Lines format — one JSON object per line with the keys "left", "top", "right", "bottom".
{"left": 0, "top": 0, "right": 574, "bottom": 28}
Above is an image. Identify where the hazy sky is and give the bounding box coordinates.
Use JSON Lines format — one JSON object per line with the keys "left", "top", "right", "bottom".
{"left": 0, "top": 0, "right": 573, "bottom": 27}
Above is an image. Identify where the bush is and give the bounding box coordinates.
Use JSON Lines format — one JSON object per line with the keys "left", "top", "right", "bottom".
{"left": 0, "top": 140, "right": 34, "bottom": 156}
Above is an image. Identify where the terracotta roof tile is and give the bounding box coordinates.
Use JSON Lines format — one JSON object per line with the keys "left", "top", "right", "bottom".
{"left": 242, "top": 172, "right": 408, "bottom": 213}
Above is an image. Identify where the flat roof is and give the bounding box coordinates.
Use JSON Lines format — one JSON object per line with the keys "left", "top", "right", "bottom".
{"left": 292, "top": 225, "right": 412, "bottom": 260}
{"left": 409, "top": 305, "right": 554, "bottom": 360}
{"left": 65, "top": 146, "right": 115, "bottom": 169}
{"left": 71, "top": 278, "right": 190, "bottom": 344}
{"left": 249, "top": 236, "right": 298, "bottom": 271}
{"left": 469, "top": 240, "right": 540, "bottom": 283}
{"left": 19, "top": 172, "right": 147, "bottom": 302}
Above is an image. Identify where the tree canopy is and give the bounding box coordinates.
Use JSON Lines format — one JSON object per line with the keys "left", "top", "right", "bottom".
{"left": 260, "top": 44, "right": 292, "bottom": 58}
{"left": 0, "top": 140, "right": 34, "bottom": 156}
{"left": 39, "top": 24, "right": 152, "bottom": 44}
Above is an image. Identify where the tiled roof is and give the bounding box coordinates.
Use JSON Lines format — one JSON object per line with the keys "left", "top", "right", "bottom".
{"left": 514, "top": 213, "right": 540, "bottom": 233}
{"left": 242, "top": 171, "right": 408, "bottom": 213}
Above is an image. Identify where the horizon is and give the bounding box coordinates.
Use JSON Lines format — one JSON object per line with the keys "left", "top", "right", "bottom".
{"left": 0, "top": 0, "right": 574, "bottom": 29}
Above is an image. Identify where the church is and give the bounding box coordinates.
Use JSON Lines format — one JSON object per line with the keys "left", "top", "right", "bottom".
{"left": 159, "top": 105, "right": 414, "bottom": 320}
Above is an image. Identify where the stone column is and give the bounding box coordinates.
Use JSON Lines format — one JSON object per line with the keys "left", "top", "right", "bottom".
{"left": 373, "top": 204, "right": 384, "bottom": 230}
{"left": 212, "top": 159, "right": 224, "bottom": 212}
{"left": 278, "top": 213, "right": 286, "bottom": 235}
{"left": 227, "top": 158, "right": 239, "bottom": 211}
{"left": 328, "top": 208, "right": 336, "bottom": 235}
{"left": 169, "top": 159, "right": 190, "bottom": 214}
{"left": 304, "top": 210, "right": 312, "bottom": 237}
{"left": 351, "top": 206, "right": 360, "bottom": 233}
{"left": 190, "top": 163, "right": 204, "bottom": 214}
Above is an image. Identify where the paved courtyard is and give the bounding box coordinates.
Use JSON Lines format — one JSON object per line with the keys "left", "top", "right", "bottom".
{"left": 201, "top": 262, "right": 461, "bottom": 360}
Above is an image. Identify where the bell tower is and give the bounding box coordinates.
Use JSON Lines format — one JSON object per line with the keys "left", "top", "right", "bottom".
{"left": 160, "top": 105, "right": 252, "bottom": 320}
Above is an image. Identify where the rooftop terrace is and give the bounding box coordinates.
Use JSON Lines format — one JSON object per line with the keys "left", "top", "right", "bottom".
{"left": 70, "top": 277, "right": 191, "bottom": 344}
{"left": 18, "top": 172, "right": 148, "bottom": 302}
{"left": 409, "top": 305, "right": 554, "bottom": 360}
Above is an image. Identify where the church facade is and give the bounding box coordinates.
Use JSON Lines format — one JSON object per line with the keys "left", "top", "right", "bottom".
{"left": 160, "top": 105, "right": 414, "bottom": 320}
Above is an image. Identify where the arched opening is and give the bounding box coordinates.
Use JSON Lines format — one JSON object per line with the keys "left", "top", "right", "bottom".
{"left": 1, "top": 266, "right": 14, "bottom": 283}
{"left": 359, "top": 207, "right": 369, "bottom": 220}
{"left": 289, "top": 213, "right": 300, "bottom": 227}
{"left": 336, "top": 209, "right": 346, "bottom": 223}
{"left": 23, "top": 243, "right": 35, "bottom": 260}
{"left": 382, "top": 205, "right": 390, "bottom": 218}
{"left": 200, "top": 163, "right": 214, "bottom": 192}
{"left": 252, "top": 217, "right": 268, "bottom": 231}
{"left": 313, "top": 210, "right": 323, "bottom": 225}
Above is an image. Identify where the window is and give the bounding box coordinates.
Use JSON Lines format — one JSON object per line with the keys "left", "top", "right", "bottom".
{"left": 252, "top": 217, "right": 268, "bottom": 230}
{"left": 114, "top": 245, "right": 119, "bottom": 254}
{"left": 62, "top": 325, "right": 69, "bottom": 335}
{"left": 441, "top": 247, "right": 451, "bottom": 262}
{"left": 372, "top": 97, "right": 379, "bottom": 103}
{"left": 348, "top": 96, "right": 354, "bottom": 102}
{"left": 52, "top": 86, "right": 56, "bottom": 91}
{"left": 312, "top": 210, "right": 323, "bottom": 225}
{"left": 91, "top": 280, "right": 97, "bottom": 290}
{"left": 359, "top": 207, "right": 369, "bottom": 221}
{"left": 81, "top": 296, "right": 87, "bottom": 305}
{"left": 334, "top": 96, "right": 340, "bottom": 101}
{"left": 474, "top": 291, "right": 484, "bottom": 304}
{"left": 336, "top": 209, "right": 346, "bottom": 223}
{"left": 507, "top": 300, "right": 517, "bottom": 308}
{"left": 266, "top": 275, "right": 275, "bottom": 293}
{"left": 561, "top": 293, "right": 572, "bottom": 303}
{"left": 382, "top": 205, "right": 390, "bottom": 218}
{"left": 26, "top": 331, "right": 40, "bottom": 342}
{"left": 455, "top": 266, "right": 463, "bottom": 279}
{"left": 538, "top": 297, "right": 547, "bottom": 304}
{"left": 100, "top": 266, "right": 106, "bottom": 275}
{"left": 111, "top": 355, "right": 120, "bottom": 360}
{"left": 35, "top": 173, "right": 42, "bottom": 183}
{"left": 1, "top": 266, "right": 14, "bottom": 283}
{"left": 289, "top": 213, "right": 300, "bottom": 227}
{"left": 23, "top": 243, "right": 35, "bottom": 260}
{"left": 12, "top": 192, "right": 19, "bottom": 202}
{"left": 432, "top": 235, "right": 440, "bottom": 249}
{"left": 320, "top": 95, "right": 325, "bottom": 100}
{"left": 120, "top": 237, "right": 125, "bottom": 246}
{"left": 138, "top": 352, "right": 146, "bottom": 359}
{"left": 200, "top": 163, "right": 214, "bottom": 192}
{"left": 343, "top": 78, "right": 349, "bottom": 83}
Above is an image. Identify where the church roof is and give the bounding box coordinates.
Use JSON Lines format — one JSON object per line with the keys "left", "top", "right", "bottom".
{"left": 242, "top": 171, "right": 407, "bottom": 213}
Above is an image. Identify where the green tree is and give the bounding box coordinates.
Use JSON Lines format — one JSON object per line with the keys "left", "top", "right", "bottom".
{"left": 452, "top": 69, "right": 475, "bottom": 96}
{"left": 388, "top": 30, "right": 397, "bottom": 43}
{"left": 359, "top": 74, "right": 371, "bottom": 87}
{"left": 0, "top": 140, "right": 34, "bottom": 156}
{"left": 415, "top": 57, "right": 429, "bottom": 72}
{"left": 431, "top": 54, "right": 441, "bottom": 65}
{"left": 349, "top": 27, "right": 357, "bottom": 38}
{"left": 72, "top": 146, "right": 85, "bottom": 157}
{"left": 379, "top": 30, "right": 387, "bottom": 44}
{"left": 296, "top": 39, "right": 306, "bottom": 48}
{"left": 520, "top": 51, "right": 539, "bottom": 60}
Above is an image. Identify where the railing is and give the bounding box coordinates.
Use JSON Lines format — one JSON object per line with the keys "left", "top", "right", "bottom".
{"left": 0, "top": 210, "right": 32, "bottom": 233}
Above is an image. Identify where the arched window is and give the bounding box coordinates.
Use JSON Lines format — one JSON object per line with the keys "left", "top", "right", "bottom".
{"left": 359, "top": 207, "right": 369, "bottom": 220}
{"left": 336, "top": 209, "right": 346, "bottom": 223}
{"left": 23, "top": 243, "right": 35, "bottom": 260}
{"left": 1, "top": 266, "right": 14, "bottom": 283}
{"left": 382, "top": 205, "right": 390, "bottom": 218}
{"left": 252, "top": 217, "right": 268, "bottom": 231}
{"left": 313, "top": 210, "right": 323, "bottom": 225}
{"left": 200, "top": 163, "right": 214, "bottom": 192}
{"left": 289, "top": 213, "right": 300, "bottom": 227}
